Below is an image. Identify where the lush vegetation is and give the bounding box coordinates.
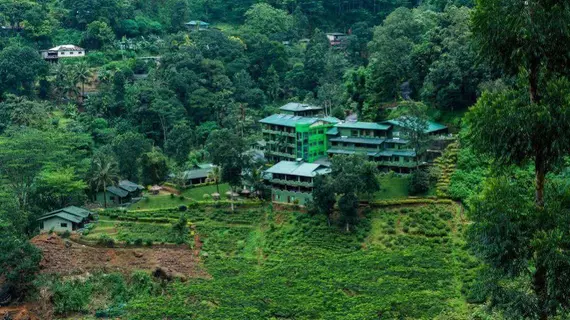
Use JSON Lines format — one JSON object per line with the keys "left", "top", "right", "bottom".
{"left": 42, "top": 204, "right": 482, "bottom": 319}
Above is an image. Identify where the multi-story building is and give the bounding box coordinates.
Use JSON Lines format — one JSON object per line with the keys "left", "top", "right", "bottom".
{"left": 264, "top": 160, "right": 331, "bottom": 205}
{"left": 326, "top": 118, "right": 448, "bottom": 172}
{"left": 260, "top": 104, "right": 340, "bottom": 163}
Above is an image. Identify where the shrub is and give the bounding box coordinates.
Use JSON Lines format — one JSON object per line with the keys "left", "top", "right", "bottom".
{"left": 61, "top": 230, "right": 71, "bottom": 238}
{"left": 98, "top": 234, "right": 115, "bottom": 248}
{"left": 145, "top": 239, "right": 153, "bottom": 246}
{"left": 179, "top": 205, "right": 187, "bottom": 212}
{"left": 409, "top": 169, "right": 431, "bottom": 195}
{"left": 134, "top": 238, "right": 143, "bottom": 246}
{"left": 170, "top": 193, "right": 175, "bottom": 199}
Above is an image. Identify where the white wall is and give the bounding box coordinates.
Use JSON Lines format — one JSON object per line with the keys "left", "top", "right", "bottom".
{"left": 40, "top": 217, "right": 74, "bottom": 233}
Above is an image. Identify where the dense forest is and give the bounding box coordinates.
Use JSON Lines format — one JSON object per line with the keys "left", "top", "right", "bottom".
{"left": 2, "top": 0, "right": 570, "bottom": 319}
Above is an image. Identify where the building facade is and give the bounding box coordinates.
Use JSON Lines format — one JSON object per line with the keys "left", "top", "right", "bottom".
{"left": 38, "top": 206, "right": 93, "bottom": 233}
{"left": 41, "top": 45, "right": 85, "bottom": 62}
{"left": 260, "top": 110, "right": 340, "bottom": 163}
{"left": 264, "top": 160, "right": 331, "bottom": 205}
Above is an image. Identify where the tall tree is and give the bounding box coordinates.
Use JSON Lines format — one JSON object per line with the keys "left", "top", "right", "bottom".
{"left": 472, "top": 0, "right": 570, "bottom": 206}
{"left": 0, "top": 46, "right": 48, "bottom": 96}
{"left": 206, "top": 129, "right": 248, "bottom": 211}
{"left": 310, "top": 174, "right": 336, "bottom": 226}
{"left": 89, "top": 156, "right": 119, "bottom": 209}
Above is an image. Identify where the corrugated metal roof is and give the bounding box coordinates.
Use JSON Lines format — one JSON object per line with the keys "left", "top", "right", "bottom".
{"left": 38, "top": 212, "right": 83, "bottom": 223}
{"left": 259, "top": 114, "right": 318, "bottom": 127}
{"left": 329, "top": 137, "right": 385, "bottom": 145}
{"left": 383, "top": 117, "right": 447, "bottom": 133}
{"left": 183, "top": 168, "right": 211, "bottom": 180}
{"left": 107, "top": 186, "right": 129, "bottom": 198}
{"left": 385, "top": 138, "right": 409, "bottom": 144}
{"left": 43, "top": 206, "right": 92, "bottom": 219}
{"left": 280, "top": 102, "right": 323, "bottom": 112}
{"left": 336, "top": 122, "right": 391, "bottom": 130}
{"left": 265, "top": 161, "right": 331, "bottom": 177}
{"left": 326, "top": 127, "right": 339, "bottom": 135}
{"left": 119, "top": 180, "right": 144, "bottom": 192}
{"left": 49, "top": 44, "right": 83, "bottom": 51}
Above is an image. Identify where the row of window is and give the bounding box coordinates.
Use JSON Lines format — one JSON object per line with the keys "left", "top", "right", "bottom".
{"left": 60, "top": 51, "right": 83, "bottom": 55}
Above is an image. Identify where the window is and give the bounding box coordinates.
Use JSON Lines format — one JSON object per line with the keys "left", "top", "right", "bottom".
{"left": 78, "top": 51, "right": 83, "bottom": 54}
{"left": 70, "top": 51, "right": 74, "bottom": 55}
{"left": 40, "top": 222, "right": 44, "bottom": 229}
{"left": 61, "top": 223, "right": 68, "bottom": 228}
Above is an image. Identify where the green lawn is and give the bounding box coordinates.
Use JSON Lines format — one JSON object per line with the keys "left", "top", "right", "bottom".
{"left": 129, "top": 183, "right": 231, "bottom": 210}
{"left": 373, "top": 174, "right": 410, "bottom": 200}
{"left": 182, "top": 183, "right": 230, "bottom": 200}
{"left": 63, "top": 203, "right": 480, "bottom": 319}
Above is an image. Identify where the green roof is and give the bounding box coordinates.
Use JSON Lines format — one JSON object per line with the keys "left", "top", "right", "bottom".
{"left": 280, "top": 102, "right": 322, "bottom": 112}
{"left": 326, "top": 127, "right": 339, "bottom": 135}
{"left": 375, "top": 150, "right": 416, "bottom": 157}
{"left": 383, "top": 117, "right": 447, "bottom": 133}
{"left": 386, "top": 138, "right": 409, "bottom": 144}
{"left": 329, "top": 137, "right": 385, "bottom": 145}
{"left": 260, "top": 114, "right": 338, "bottom": 128}
{"left": 119, "top": 180, "right": 144, "bottom": 192}
{"left": 260, "top": 114, "right": 318, "bottom": 127}
{"left": 336, "top": 121, "right": 391, "bottom": 130}
{"left": 265, "top": 161, "right": 331, "bottom": 177}
{"left": 182, "top": 168, "right": 212, "bottom": 180}
{"left": 38, "top": 206, "right": 93, "bottom": 222}
{"left": 107, "top": 186, "right": 129, "bottom": 198}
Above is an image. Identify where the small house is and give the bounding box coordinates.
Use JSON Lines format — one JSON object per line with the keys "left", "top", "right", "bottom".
{"left": 38, "top": 206, "right": 94, "bottom": 233}
{"left": 41, "top": 45, "right": 85, "bottom": 62}
{"left": 95, "top": 180, "right": 144, "bottom": 206}
{"left": 180, "top": 164, "right": 215, "bottom": 186}
{"left": 326, "top": 33, "right": 346, "bottom": 46}
{"left": 185, "top": 20, "right": 210, "bottom": 31}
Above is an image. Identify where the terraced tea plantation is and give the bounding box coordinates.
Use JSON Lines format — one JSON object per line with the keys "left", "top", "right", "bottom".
{"left": 84, "top": 203, "right": 480, "bottom": 319}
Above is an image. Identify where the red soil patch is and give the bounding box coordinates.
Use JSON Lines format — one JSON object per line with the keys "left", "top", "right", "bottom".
{"left": 30, "top": 234, "right": 210, "bottom": 279}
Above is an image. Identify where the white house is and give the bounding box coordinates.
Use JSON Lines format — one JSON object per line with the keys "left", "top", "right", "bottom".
{"left": 37, "top": 206, "right": 94, "bottom": 233}
{"left": 41, "top": 45, "right": 85, "bottom": 61}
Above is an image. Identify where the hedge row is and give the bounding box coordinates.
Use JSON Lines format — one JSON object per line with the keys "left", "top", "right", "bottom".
{"left": 370, "top": 198, "right": 454, "bottom": 208}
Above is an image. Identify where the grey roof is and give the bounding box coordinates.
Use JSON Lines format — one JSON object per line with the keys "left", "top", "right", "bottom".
{"left": 375, "top": 150, "right": 417, "bottom": 157}
{"left": 119, "top": 180, "right": 144, "bottom": 192}
{"left": 329, "top": 137, "right": 385, "bottom": 145}
{"left": 265, "top": 161, "right": 331, "bottom": 177}
{"left": 280, "top": 102, "right": 323, "bottom": 113}
{"left": 336, "top": 121, "right": 391, "bottom": 130}
{"left": 382, "top": 117, "right": 447, "bottom": 133}
{"left": 107, "top": 186, "right": 129, "bottom": 198}
{"left": 327, "top": 32, "right": 345, "bottom": 36}
{"left": 38, "top": 206, "right": 93, "bottom": 222}
{"left": 186, "top": 20, "right": 209, "bottom": 26}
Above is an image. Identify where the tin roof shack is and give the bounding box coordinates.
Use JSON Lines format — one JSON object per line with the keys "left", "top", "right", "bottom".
{"left": 38, "top": 206, "right": 94, "bottom": 233}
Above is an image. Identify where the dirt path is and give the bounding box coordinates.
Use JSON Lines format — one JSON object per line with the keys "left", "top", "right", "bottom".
{"left": 31, "top": 234, "right": 210, "bottom": 279}
{"left": 0, "top": 305, "right": 39, "bottom": 320}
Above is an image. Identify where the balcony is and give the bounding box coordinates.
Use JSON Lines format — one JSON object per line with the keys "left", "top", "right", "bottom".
{"left": 262, "top": 129, "right": 295, "bottom": 138}
{"left": 269, "top": 179, "right": 313, "bottom": 188}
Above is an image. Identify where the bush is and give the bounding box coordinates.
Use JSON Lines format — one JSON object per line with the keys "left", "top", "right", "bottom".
{"left": 61, "top": 230, "right": 71, "bottom": 238}
{"left": 409, "top": 169, "right": 431, "bottom": 195}
{"left": 145, "top": 239, "right": 153, "bottom": 246}
{"left": 179, "top": 205, "right": 187, "bottom": 212}
{"left": 97, "top": 234, "right": 115, "bottom": 248}
{"left": 134, "top": 238, "right": 143, "bottom": 246}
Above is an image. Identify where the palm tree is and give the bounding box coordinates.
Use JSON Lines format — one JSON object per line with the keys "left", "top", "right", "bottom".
{"left": 207, "top": 166, "right": 222, "bottom": 194}
{"left": 90, "top": 157, "right": 120, "bottom": 208}
{"left": 75, "top": 62, "right": 92, "bottom": 103}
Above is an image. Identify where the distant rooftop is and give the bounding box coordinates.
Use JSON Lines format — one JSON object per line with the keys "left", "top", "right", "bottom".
{"left": 279, "top": 102, "right": 323, "bottom": 113}
{"left": 260, "top": 114, "right": 338, "bottom": 128}
{"left": 329, "top": 137, "right": 386, "bottom": 145}
{"left": 38, "top": 206, "right": 93, "bottom": 222}
{"left": 49, "top": 44, "right": 83, "bottom": 51}
{"left": 336, "top": 121, "right": 391, "bottom": 131}
{"left": 265, "top": 161, "right": 331, "bottom": 177}
{"left": 186, "top": 20, "right": 209, "bottom": 26}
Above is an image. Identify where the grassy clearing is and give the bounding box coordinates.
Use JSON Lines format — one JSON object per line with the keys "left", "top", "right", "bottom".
{"left": 129, "top": 184, "right": 231, "bottom": 210}
{"left": 374, "top": 174, "right": 410, "bottom": 200}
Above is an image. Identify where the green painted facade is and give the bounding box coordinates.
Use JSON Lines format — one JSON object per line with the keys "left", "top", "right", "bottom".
{"left": 260, "top": 114, "right": 338, "bottom": 163}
